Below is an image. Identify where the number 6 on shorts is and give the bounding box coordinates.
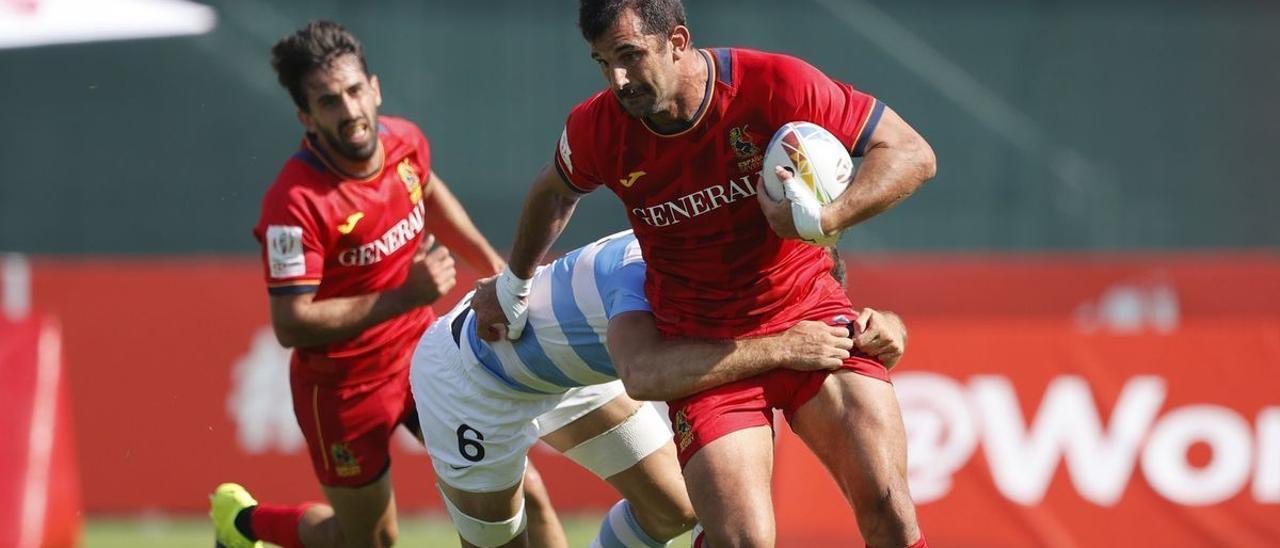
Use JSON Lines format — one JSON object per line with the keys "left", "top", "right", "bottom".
{"left": 456, "top": 424, "right": 485, "bottom": 462}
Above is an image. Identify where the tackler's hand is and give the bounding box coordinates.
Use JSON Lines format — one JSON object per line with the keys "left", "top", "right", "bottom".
{"left": 852, "top": 307, "right": 907, "bottom": 370}
{"left": 777, "top": 320, "right": 855, "bottom": 371}
{"left": 472, "top": 266, "right": 531, "bottom": 342}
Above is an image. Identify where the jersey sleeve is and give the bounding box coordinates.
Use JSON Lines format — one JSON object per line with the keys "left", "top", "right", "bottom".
{"left": 771, "top": 56, "right": 886, "bottom": 157}
{"left": 600, "top": 261, "right": 651, "bottom": 318}
{"left": 255, "top": 187, "right": 324, "bottom": 295}
{"left": 551, "top": 101, "right": 608, "bottom": 194}
{"left": 597, "top": 238, "right": 651, "bottom": 318}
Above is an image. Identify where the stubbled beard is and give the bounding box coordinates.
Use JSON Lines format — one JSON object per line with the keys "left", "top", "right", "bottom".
{"left": 320, "top": 122, "right": 376, "bottom": 161}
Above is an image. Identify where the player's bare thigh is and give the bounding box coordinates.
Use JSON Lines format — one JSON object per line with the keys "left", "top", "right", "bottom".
{"left": 789, "top": 369, "right": 921, "bottom": 547}
{"left": 681, "top": 426, "right": 776, "bottom": 548}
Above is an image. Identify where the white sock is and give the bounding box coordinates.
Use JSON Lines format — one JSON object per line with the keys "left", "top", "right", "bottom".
{"left": 589, "top": 500, "right": 669, "bottom": 548}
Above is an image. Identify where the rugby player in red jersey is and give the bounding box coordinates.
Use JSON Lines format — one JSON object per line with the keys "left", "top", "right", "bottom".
{"left": 473, "top": 1, "right": 937, "bottom": 546}
{"left": 209, "top": 21, "right": 566, "bottom": 548}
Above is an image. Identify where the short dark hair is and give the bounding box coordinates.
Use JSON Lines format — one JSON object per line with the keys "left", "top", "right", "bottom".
{"left": 270, "top": 20, "right": 369, "bottom": 111}
{"left": 579, "top": 0, "right": 686, "bottom": 43}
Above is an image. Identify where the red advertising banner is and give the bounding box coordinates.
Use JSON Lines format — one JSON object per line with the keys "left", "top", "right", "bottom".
{"left": 23, "top": 259, "right": 619, "bottom": 514}
{"left": 7, "top": 253, "right": 1278, "bottom": 545}
{"left": 775, "top": 318, "right": 1280, "bottom": 547}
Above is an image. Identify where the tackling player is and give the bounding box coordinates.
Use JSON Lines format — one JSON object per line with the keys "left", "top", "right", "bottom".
{"left": 210, "top": 21, "right": 565, "bottom": 548}
{"left": 473, "top": 1, "right": 937, "bottom": 546}
{"left": 414, "top": 230, "right": 907, "bottom": 548}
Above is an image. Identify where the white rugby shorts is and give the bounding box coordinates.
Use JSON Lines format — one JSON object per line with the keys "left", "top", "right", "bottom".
{"left": 410, "top": 301, "right": 657, "bottom": 492}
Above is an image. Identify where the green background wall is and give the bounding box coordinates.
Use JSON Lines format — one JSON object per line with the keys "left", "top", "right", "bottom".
{"left": 1, "top": 0, "right": 1276, "bottom": 254}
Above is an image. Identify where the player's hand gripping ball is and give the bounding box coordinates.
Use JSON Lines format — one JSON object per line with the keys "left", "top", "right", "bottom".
{"left": 761, "top": 121, "right": 856, "bottom": 247}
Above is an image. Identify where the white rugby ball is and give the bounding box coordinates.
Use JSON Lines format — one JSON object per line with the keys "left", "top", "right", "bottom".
{"left": 761, "top": 122, "right": 856, "bottom": 245}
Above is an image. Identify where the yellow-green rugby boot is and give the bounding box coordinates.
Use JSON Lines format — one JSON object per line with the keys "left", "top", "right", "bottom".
{"left": 209, "top": 483, "right": 264, "bottom": 548}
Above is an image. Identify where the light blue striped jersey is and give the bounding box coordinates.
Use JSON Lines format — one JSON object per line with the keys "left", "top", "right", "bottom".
{"left": 463, "top": 230, "right": 650, "bottom": 394}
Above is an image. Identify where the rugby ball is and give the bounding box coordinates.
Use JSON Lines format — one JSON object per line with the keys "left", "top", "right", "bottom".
{"left": 761, "top": 122, "right": 856, "bottom": 245}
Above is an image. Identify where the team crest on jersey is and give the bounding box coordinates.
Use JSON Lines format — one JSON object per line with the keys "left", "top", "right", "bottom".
{"left": 675, "top": 409, "right": 693, "bottom": 451}
{"left": 397, "top": 159, "right": 423, "bottom": 204}
{"left": 331, "top": 443, "right": 362, "bottom": 477}
{"left": 729, "top": 125, "right": 762, "bottom": 173}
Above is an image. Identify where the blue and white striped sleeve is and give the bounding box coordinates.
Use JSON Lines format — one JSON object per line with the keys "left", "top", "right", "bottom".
{"left": 600, "top": 261, "right": 651, "bottom": 319}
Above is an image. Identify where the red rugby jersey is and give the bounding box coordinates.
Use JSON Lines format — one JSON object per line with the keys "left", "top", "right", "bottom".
{"left": 553, "top": 48, "right": 884, "bottom": 338}
{"left": 253, "top": 115, "right": 436, "bottom": 386}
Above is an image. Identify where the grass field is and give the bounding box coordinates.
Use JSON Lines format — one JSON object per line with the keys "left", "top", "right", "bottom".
{"left": 83, "top": 514, "right": 692, "bottom": 547}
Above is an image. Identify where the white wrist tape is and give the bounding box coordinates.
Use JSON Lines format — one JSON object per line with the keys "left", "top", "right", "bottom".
{"left": 496, "top": 265, "right": 532, "bottom": 340}
{"left": 783, "top": 179, "right": 827, "bottom": 242}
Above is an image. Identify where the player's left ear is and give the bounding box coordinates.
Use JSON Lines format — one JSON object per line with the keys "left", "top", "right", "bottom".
{"left": 668, "top": 25, "right": 691, "bottom": 60}
{"left": 369, "top": 74, "right": 383, "bottom": 107}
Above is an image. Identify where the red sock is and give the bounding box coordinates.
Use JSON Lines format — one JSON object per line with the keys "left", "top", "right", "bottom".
{"left": 248, "top": 503, "right": 314, "bottom": 548}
